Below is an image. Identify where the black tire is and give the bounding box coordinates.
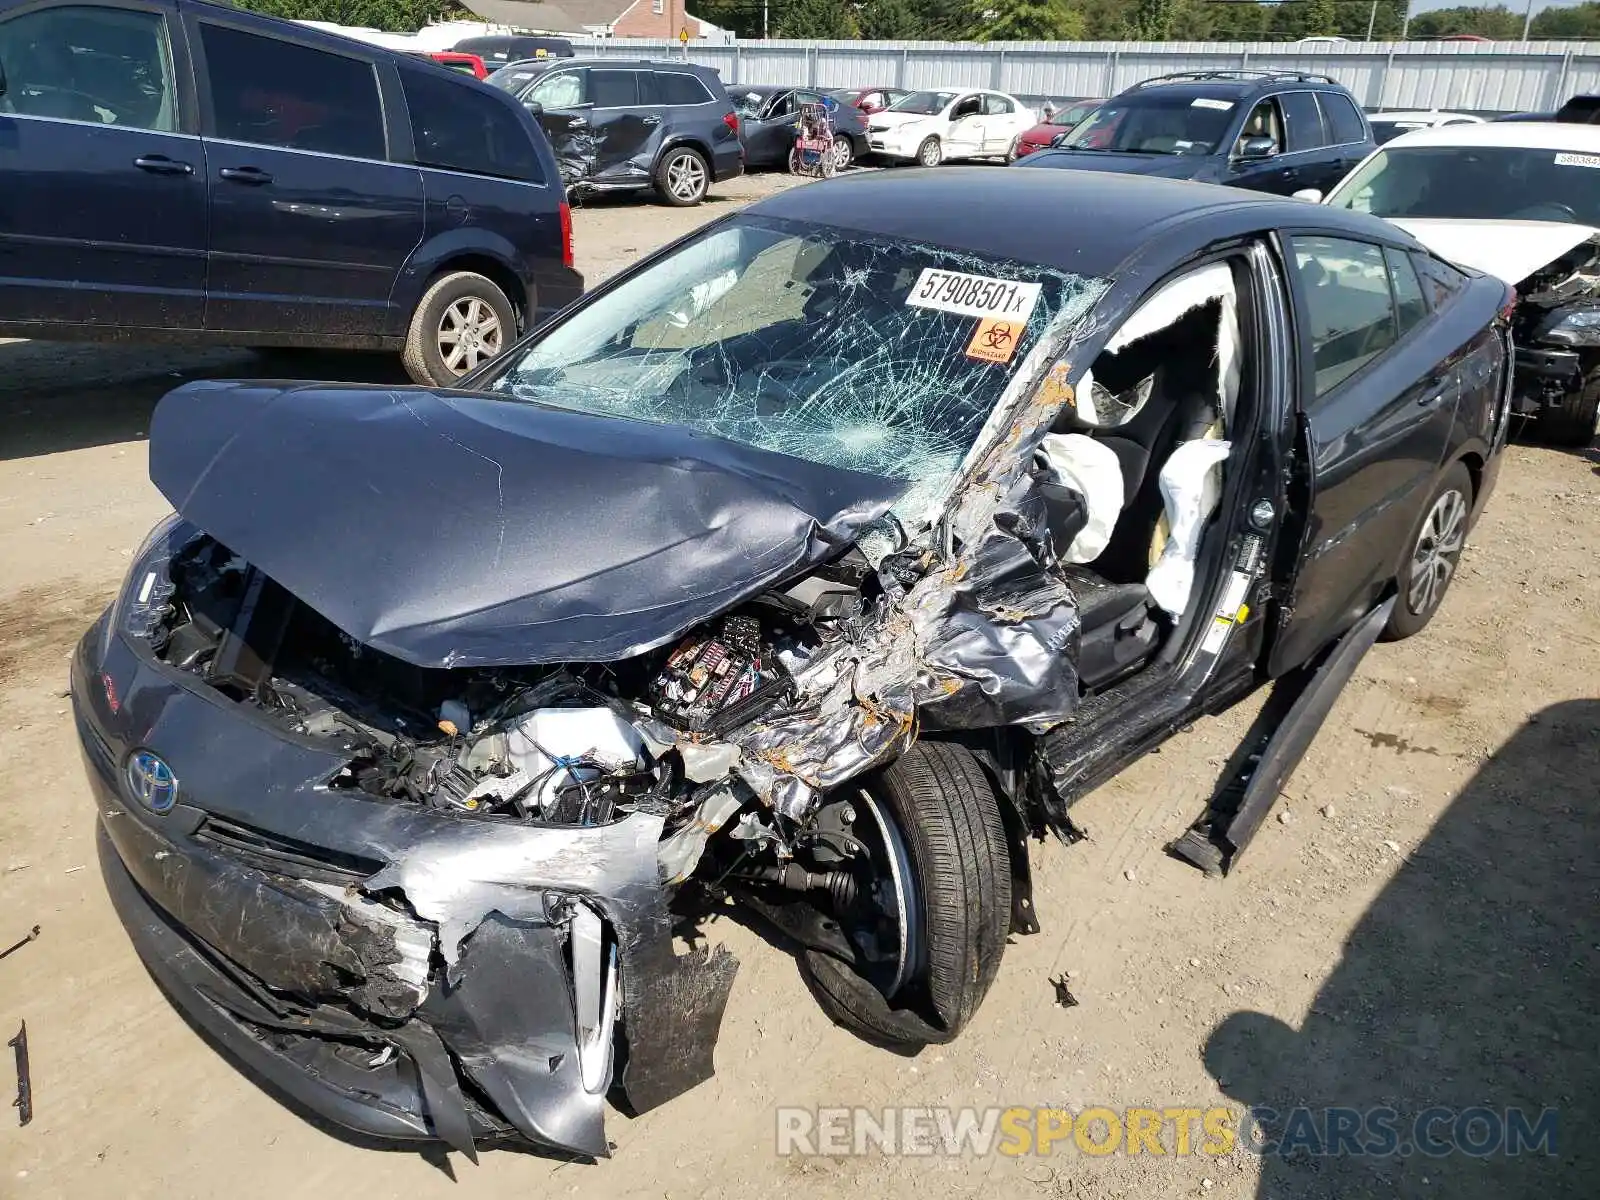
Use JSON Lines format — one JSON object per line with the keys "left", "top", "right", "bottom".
{"left": 655, "top": 146, "right": 709, "bottom": 206}
{"left": 831, "top": 135, "right": 852, "bottom": 171}
{"left": 805, "top": 741, "right": 1011, "bottom": 1046}
{"left": 1539, "top": 367, "right": 1600, "bottom": 446}
{"left": 916, "top": 136, "right": 942, "bottom": 168}
{"left": 1004, "top": 135, "right": 1021, "bottom": 164}
{"left": 1383, "top": 461, "right": 1473, "bottom": 641}
{"left": 401, "top": 270, "right": 518, "bottom": 388}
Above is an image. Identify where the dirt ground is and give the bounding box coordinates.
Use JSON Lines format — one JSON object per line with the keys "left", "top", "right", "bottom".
{"left": 1, "top": 168, "right": 1596, "bottom": 1200}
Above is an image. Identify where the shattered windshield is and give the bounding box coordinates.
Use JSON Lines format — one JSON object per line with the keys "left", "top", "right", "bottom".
{"left": 890, "top": 90, "right": 956, "bottom": 115}
{"left": 734, "top": 90, "right": 770, "bottom": 119}
{"left": 1060, "top": 93, "right": 1235, "bottom": 154}
{"left": 1327, "top": 145, "right": 1600, "bottom": 225}
{"left": 478, "top": 215, "right": 1106, "bottom": 524}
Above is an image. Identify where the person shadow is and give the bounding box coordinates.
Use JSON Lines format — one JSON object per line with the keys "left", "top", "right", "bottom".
{"left": 1204, "top": 700, "right": 1599, "bottom": 1198}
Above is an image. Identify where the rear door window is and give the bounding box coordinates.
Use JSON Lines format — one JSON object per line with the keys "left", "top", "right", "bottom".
{"left": 1291, "top": 235, "right": 1399, "bottom": 396}
{"left": 1414, "top": 253, "right": 1469, "bottom": 307}
{"left": 657, "top": 71, "right": 712, "bottom": 106}
{"left": 1317, "top": 91, "right": 1367, "bottom": 144}
{"left": 400, "top": 67, "right": 541, "bottom": 182}
{"left": 589, "top": 68, "right": 638, "bottom": 109}
{"left": 200, "top": 23, "right": 385, "bottom": 159}
{"left": 1385, "top": 247, "right": 1429, "bottom": 334}
{"left": 0, "top": 4, "right": 179, "bottom": 131}
{"left": 1280, "top": 90, "right": 1329, "bottom": 152}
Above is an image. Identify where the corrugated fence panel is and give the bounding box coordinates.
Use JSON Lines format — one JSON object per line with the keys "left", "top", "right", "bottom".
{"left": 567, "top": 38, "right": 1600, "bottom": 113}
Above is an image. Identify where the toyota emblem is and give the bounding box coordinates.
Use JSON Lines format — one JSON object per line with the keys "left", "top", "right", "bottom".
{"left": 125, "top": 750, "right": 178, "bottom": 814}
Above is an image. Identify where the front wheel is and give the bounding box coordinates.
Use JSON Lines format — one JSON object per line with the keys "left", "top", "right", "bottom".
{"left": 916, "top": 136, "right": 942, "bottom": 168}
{"left": 1539, "top": 367, "right": 1600, "bottom": 446}
{"left": 401, "top": 270, "right": 517, "bottom": 388}
{"left": 1383, "top": 461, "right": 1473, "bottom": 641}
{"left": 804, "top": 741, "right": 1011, "bottom": 1046}
{"left": 656, "top": 147, "right": 709, "bottom": 206}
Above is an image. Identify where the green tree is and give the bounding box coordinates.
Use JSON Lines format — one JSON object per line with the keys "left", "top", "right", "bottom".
{"left": 971, "top": 0, "right": 1085, "bottom": 39}
{"left": 233, "top": 0, "right": 468, "bottom": 32}
{"left": 858, "top": 0, "right": 924, "bottom": 38}
{"left": 1129, "top": 0, "right": 1174, "bottom": 38}
{"left": 1532, "top": 1, "right": 1600, "bottom": 37}
{"left": 770, "top": 0, "right": 859, "bottom": 38}
{"left": 1206, "top": 0, "right": 1271, "bottom": 40}
{"left": 1407, "top": 5, "right": 1523, "bottom": 39}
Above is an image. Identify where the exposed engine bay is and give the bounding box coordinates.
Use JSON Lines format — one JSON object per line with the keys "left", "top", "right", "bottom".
{"left": 148, "top": 532, "right": 885, "bottom": 853}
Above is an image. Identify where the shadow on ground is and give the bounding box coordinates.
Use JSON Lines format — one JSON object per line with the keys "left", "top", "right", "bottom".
{"left": 1205, "top": 699, "right": 1599, "bottom": 1197}
{"left": 1, "top": 341, "right": 408, "bottom": 460}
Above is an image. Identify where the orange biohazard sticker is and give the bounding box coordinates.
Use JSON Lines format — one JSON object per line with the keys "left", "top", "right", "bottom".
{"left": 966, "top": 316, "right": 1020, "bottom": 364}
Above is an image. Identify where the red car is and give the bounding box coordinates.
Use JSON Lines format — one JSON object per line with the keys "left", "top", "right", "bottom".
{"left": 427, "top": 51, "right": 489, "bottom": 80}
{"left": 824, "top": 87, "right": 910, "bottom": 116}
{"left": 1012, "top": 97, "right": 1105, "bottom": 160}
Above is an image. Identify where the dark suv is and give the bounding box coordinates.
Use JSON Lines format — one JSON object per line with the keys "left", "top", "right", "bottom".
{"left": 489, "top": 58, "right": 743, "bottom": 206}
{"left": 1014, "top": 70, "right": 1374, "bottom": 198}
{"left": 0, "top": 0, "right": 582, "bottom": 386}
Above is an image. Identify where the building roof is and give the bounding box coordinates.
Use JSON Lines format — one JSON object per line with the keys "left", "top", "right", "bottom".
{"left": 462, "top": 0, "right": 634, "bottom": 33}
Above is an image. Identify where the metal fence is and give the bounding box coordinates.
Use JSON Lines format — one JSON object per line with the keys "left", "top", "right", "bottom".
{"left": 568, "top": 38, "right": 1600, "bottom": 114}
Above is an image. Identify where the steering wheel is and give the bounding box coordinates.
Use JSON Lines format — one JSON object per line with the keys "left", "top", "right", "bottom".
{"left": 1511, "top": 201, "right": 1579, "bottom": 222}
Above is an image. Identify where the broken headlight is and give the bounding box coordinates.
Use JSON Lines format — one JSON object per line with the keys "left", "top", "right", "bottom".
{"left": 107, "top": 513, "right": 194, "bottom": 656}
{"left": 1536, "top": 307, "right": 1600, "bottom": 347}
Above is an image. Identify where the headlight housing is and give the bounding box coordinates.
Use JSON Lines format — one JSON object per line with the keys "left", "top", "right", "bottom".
{"left": 1537, "top": 307, "right": 1600, "bottom": 347}
{"left": 103, "top": 513, "right": 195, "bottom": 659}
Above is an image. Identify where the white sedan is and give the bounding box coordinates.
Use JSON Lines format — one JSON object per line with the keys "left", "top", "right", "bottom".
{"left": 1368, "top": 109, "right": 1484, "bottom": 145}
{"left": 865, "top": 88, "right": 1038, "bottom": 167}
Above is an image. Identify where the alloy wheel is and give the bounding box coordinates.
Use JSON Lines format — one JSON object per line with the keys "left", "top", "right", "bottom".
{"left": 436, "top": 297, "right": 503, "bottom": 376}
{"left": 666, "top": 152, "right": 706, "bottom": 202}
{"left": 832, "top": 135, "right": 852, "bottom": 171}
{"left": 1407, "top": 488, "right": 1467, "bottom": 616}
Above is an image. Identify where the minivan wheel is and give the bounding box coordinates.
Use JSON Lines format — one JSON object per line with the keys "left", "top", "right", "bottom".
{"left": 656, "top": 147, "right": 709, "bottom": 206}
{"left": 401, "top": 271, "right": 518, "bottom": 388}
{"left": 804, "top": 741, "right": 1010, "bottom": 1047}
{"left": 916, "top": 136, "right": 942, "bottom": 167}
{"left": 1383, "top": 461, "right": 1473, "bottom": 641}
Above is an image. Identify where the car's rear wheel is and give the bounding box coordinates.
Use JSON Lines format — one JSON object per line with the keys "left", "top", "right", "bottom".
{"left": 916, "top": 136, "right": 942, "bottom": 168}
{"left": 804, "top": 741, "right": 1010, "bottom": 1046}
{"left": 401, "top": 270, "right": 517, "bottom": 388}
{"left": 656, "top": 147, "right": 709, "bottom": 206}
{"left": 1383, "top": 461, "right": 1473, "bottom": 641}
{"left": 1539, "top": 367, "right": 1600, "bottom": 446}
{"left": 1005, "top": 135, "right": 1022, "bottom": 163}
{"left": 832, "top": 135, "right": 853, "bottom": 171}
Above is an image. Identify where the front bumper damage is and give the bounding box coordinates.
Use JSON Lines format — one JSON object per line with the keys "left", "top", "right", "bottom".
{"left": 1512, "top": 342, "right": 1582, "bottom": 415}
{"left": 75, "top": 634, "right": 736, "bottom": 1162}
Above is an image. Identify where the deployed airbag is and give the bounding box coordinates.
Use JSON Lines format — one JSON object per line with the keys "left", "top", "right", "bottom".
{"left": 1146, "top": 439, "right": 1231, "bottom": 617}
{"left": 1037, "top": 433, "right": 1125, "bottom": 563}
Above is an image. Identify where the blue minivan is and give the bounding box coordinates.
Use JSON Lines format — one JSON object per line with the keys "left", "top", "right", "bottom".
{"left": 0, "top": 0, "right": 583, "bottom": 385}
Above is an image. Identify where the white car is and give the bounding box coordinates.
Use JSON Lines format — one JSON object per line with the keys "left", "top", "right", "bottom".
{"left": 865, "top": 88, "right": 1038, "bottom": 167}
{"left": 1310, "top": 120, "right": 1600, "bottom": 444}
{"left": 1368, "top": 109, "right": 1484, "bottom": 145}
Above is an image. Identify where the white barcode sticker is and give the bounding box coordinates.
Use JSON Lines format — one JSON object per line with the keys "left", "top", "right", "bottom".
{"left": 1191, "top": 97, "right": 1235, "bottom": 111}
{"left": 906, "top": 268, "right": 1042, "bottom": 322}
{"left": 1554, "top": 152, "right": 1600, "bottom": 169}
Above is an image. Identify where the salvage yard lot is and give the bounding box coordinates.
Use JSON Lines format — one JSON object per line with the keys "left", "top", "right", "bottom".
{"left": 1, "top": 169, "right": 1597, "bottom": 1199}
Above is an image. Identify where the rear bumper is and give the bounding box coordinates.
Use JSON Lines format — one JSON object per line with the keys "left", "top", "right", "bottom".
{"left": 710, "top": 140, "right": 745, "bottom": 182}
{"left": 1512, "top": 343, "right": 1581, "bottom": 414}
{"left": 73, "top": 627, "right": 738, "bottom": 1160}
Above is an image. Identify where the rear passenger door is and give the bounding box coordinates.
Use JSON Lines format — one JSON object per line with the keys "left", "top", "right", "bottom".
{"left": 1276, "top": 89, "right": 1340, "bottom": 195}
{"left": 587, "top": 66, "right": 661, "bottom": 180}
{"left": 187, "top": 15, "right": 422, "bottom": 338}
{"left": 0, "top": 0, "right": 206, "bottom": 329}
{"left": 1271, "top": 233, "right": 1461, "bottom": 671}
{"left": 1314, "top": 90, "right": 1371, "bottom": 186}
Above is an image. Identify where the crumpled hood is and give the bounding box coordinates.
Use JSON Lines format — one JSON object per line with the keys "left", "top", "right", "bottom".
{"left": 149, "top": 381, "right": 903, "bottom": 669}
{"left": 1014, "top": 149, "right": 1206, "bottom": 179}
{"left": 1390, "top": 218, "right": 1600, "bottom": 287}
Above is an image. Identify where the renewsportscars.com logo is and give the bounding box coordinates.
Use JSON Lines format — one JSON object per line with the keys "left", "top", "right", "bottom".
{"left": 775, "top": 1105, "right": 1560, "bottom": 1159}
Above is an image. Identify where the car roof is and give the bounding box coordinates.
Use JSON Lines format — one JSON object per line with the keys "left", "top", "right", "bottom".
{"left": 1118, "top": 72, "right": 1348, "bottom": 101}
{"left": 1379, "top": 119, "right": 1600, "bottom": 151}
{"left": 747, "top": 168, "right": 1411, "bottom": 278}
{"left": 1370, "top": 110, "right": 1478, "bottom": 122}
{"left": 498, "top": 57, "right": 713, "bottom": 72}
